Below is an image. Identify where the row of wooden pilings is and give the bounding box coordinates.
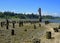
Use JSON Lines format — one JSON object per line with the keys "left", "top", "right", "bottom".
{"left": 0, "top": 19, "right": 23, "bottom": 29}
{"left": 0, "top": 19, "right": 24, "bottom": 36}
{"left": 0, "top": 20, "right": 56, "bottom": 43}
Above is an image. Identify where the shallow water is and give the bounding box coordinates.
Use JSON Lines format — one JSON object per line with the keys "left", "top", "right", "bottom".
{"left": 42, "top": 19, "right": 60, "bottom": 23}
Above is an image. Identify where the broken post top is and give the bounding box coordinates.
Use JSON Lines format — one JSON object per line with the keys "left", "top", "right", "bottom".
{"left": 38, "top": 8, "right": 41, "bottom": 15}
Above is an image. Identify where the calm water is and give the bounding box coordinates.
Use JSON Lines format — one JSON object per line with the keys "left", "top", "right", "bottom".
{"left": 42, "top": 19, "right": 60, "bottom": 23}
{"left": 4, "top": 19, "right": 60, "bottom": 23}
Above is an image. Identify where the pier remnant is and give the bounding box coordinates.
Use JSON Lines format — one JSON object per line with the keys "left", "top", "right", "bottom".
{"left": 1, "top": 22, "right": 3, "bottom": 27}
{"left": 33, "top": 38, "right": 41, "bottom": 43}
{"left": 12, "top": 21, "right": 16, "bottom": 28}
{"left": 11, "top": 29, "right": 14, "bottom": 35}
{"left": 19, "top": 21, "right": 23, "bottom": 27}
{"left": 45, "top": 21, "right": 50, "bottom": 25}
{"left": 6, "top": 19, "right": 9, "bottom": 29}
{"left": 53, "top": 27, "right": 58, "bottom": 32}
{"left": 39, "top": 24, "right": 41, "bottom": 27}
{"left": 46, "top": 32, "right": 51, "bottom": 39}
{"left": 38, "top": 8, "right": 42, "bottom": 22}
{"left": 34, "top": 24, "right": 36, "bottom": 29}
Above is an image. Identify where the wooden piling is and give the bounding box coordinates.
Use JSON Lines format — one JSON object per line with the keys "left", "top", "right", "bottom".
{"left": 1, "top": 22, "right": 3, "bottom": 27}
{"left": 12, "top": 21, "right": 16, "bottom": 28}
{"left": 19, "top": 21, "right": 23, "bottom": 27}
{"left": 38, "top": 8, "right": 42, "bottom": 22}
{"left": 33, "top": 38, "right": 41, "bottom": 43}
{"left": 58, "top": 25, "right": 60, "bottom": 29}
{"left": 6, "top": 19, "right": 9, "bottom": 29}
{"left": 46, "top": 32, "right": 51, "bottom": 39}
{"left": 53, "top": 28, "right": 58, "bottom": 32}
{"left": 11, "top": 29, "right": 14, "bottom": 35}
{"left": 12, "top": 22, "right": 15, "bottom": 28}
{"left": 34, "top": 24, "right": 36, "bottom": 29}
{"left": 45, "top": 21, "right": 50, "bottom": 25}
{"left": 39, "top": 24, "right": 41, "bottom": 27}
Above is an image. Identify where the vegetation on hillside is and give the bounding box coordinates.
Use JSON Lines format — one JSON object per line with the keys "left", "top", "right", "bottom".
{"left": 0, "top": 11, "right": 60, "bottom": 19}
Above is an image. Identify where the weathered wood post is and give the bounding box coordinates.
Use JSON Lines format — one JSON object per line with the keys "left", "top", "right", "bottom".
{"left": 46, "top": 32, "right": 51, "bottom": 39}
{"left": 19, "top": 21, "right": 23, "bottom": 27}
{"left": 58, "top": 25, "right": 60, "bottom": 29}
{"left": 24, "top": 29, "right": 27, "bottom": 32}
{"left": 12, "top": 21, "right": 16, "bottom": 28}
{"left": 45, "top": 21, "right": 50, "bottom": 25}
{"left": 33, "top": 38, "right": 41, "bottom": 43}
{"left": 39, "top": 24, "right": 41, "bottom": 27}
{"left": 34, "top": 24, "right": 36, "bottom": 29}
{"left": 21, "top": 21, "right": 23, "bottom": 26}
{"left": 53, "top": 28, "right": 58, "bottom": 32}
{"left": 1, "top": 22, "right": 3, "bottom": 27}
{"left": 38, "top": 8, "right": 42, "bottom": 22}
{"left": 6, "top": 19, "right": 9, "bottom": 29}
{"left": 19, "top": 21, "right": 21, "bottom": 27}
{"left": 11, "top": 29, "right": 14, "bottom": 35}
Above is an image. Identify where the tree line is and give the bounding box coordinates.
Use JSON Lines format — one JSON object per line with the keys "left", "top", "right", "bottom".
{"left": 0, "top": 12, "right": 39, "bottom": 19}
{"left": 0, "top": 11, "right": 59, "bottom": 19}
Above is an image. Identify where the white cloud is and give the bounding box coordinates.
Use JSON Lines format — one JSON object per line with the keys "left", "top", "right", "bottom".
{"left": 52, "top": 13, "right": 59, "bottom": 17}
{"left": 41, "top": 11, "right": 59, "bottom": 17}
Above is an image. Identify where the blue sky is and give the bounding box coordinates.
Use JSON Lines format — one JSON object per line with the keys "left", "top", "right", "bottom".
{"left": 0, "top": 0, "right": 60, "bottom": 16}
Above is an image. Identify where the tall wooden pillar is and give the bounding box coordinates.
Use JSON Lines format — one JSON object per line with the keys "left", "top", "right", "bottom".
{"left": 6, "top": 19, "right": 9, "bottom": 29}
{"left": 38, "top": 8, "right": 42, "bottom": 22}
